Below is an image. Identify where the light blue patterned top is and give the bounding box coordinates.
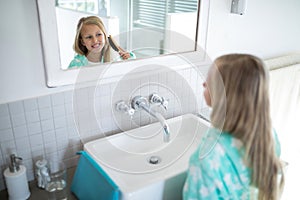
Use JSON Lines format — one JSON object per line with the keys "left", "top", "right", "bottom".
{"left": 68, "top": 52, "right": 136, "bottom": 69}
{"left": 68, "top": 54, "right": 89, "bottom": 68}
{"left": 183, "top": 128, "right": 280, "bottom": 200}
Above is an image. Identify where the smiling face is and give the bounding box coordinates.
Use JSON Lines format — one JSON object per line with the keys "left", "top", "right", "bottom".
{"left": 80, "top": 24, "right": 105, "bottom": 54}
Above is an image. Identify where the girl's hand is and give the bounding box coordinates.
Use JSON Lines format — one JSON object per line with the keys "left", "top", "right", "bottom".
{"left": 119, "top": 51, "right": 131, "bottom": 60}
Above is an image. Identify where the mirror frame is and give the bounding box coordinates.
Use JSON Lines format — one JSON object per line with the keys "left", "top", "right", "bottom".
{"left": 36, "top": 0, "right": 210, "bottom": 87}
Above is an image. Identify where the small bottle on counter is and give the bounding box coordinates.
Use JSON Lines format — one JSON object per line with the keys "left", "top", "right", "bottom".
{"left": 35, "top": 159, "right": 50, "bottom": 189}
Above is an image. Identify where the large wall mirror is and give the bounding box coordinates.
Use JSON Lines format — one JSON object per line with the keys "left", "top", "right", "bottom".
{"left": 36, "top": 0, "right": 210, "bottom": 87}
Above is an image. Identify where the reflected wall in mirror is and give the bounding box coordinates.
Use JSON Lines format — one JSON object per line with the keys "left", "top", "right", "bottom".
{"left": 55, "top": 0, "right": 199, "bottom": 69}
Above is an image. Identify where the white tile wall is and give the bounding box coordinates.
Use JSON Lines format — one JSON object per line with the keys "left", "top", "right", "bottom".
{"left": 0, "top": 67, "right": 209, "bottom": 191}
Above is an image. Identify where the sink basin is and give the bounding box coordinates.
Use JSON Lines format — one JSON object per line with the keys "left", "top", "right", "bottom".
{"left": 84, "top": 113, "right": 210, "bottom": 200}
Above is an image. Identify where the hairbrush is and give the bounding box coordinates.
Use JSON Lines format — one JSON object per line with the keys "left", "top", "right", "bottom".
{"left": 108, "top": 35, "right": 120, "bottom": 52}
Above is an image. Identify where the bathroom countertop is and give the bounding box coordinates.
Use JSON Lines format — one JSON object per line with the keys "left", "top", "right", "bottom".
{"left": 0, "top": 167, "right": 78, "bottom": 200}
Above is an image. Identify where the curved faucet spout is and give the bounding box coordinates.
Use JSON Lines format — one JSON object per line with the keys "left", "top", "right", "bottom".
{"left": 154, "top": 112, "right": 170, "bottom": 143}
{"left": 135, "top": 99, "right": 170, "bottom": 143}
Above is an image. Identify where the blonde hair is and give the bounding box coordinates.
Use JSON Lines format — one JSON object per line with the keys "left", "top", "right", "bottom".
{"left": 209, "top": 54, "right": 284, "bottom": 199}
{"left": 73, "top": 16, "right": 111, "bottom": 62}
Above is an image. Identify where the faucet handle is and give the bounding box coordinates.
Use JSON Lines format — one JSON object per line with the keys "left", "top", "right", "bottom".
{"left": 115, "top": 101, "right": 135, "bottom": 117}
{"left": 131, "top": 96, "right": 148, "bottom": 110}
{"left": 149, "top": 93, "right": 168, "bottom": 110}
{"left": 161, "top": 97, "right": 168, "bottom": 110}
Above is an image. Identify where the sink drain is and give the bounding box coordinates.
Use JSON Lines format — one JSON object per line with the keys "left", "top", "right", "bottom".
{"left": 148, "top": 156, "right": 161, "bottom": 165}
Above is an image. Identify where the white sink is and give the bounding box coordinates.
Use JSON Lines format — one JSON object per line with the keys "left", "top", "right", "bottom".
{"left": 84, "top": 113, "right": 210, "bottom": 200}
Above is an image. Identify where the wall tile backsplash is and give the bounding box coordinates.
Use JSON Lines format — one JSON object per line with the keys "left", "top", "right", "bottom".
{"left": 0, "top": 66, "right": 208, "bottom": 191}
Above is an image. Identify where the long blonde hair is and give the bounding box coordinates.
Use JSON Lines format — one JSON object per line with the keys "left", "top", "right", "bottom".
{"left": 73, "top": 16, "right": 111, "bottom": 62}
{"left": 209, "top": 54, "right": 284, "bottom": 199}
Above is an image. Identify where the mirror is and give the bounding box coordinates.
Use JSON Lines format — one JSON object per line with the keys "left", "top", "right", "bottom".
{"left": 56, "top": 0, "right": 199, "bottom": 69}
{"left": 36, "top": 0, "right": 209, "bottom": 87}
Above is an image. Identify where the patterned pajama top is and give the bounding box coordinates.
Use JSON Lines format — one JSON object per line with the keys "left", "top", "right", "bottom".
{"left": 183, "top": 128, "right": 280, "bottom": 200}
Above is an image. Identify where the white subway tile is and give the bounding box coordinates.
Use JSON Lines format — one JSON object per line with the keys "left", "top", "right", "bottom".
{"left": 87, "top": 86, "right": 96, "bottom": 98}
{"left": 159, "top": 72, "right": 167, "bottom": 84}
{"left": 140, "top": 86, "right": 149, "bottom": 97}
{"left": 67, "top": 126, "right": 79, "bottom": 138}
{"left": 51, "top": 93, "right": 65, "bottom": 106}
{"left": 0, "top": 116, "right": 11, "bottom": 129}
{"left": 11, "top": 113, "right": 26, "bottom": 127}
{"left": 55, "top": 127, "right": 68, "bottom": 138}
{"left": 23, "top": 98, "right": 38, "bottom": 112}
{"left": 52, "top": 105, "right": 65, "bottom": 117}
{"left": 66, "top": 114, "right": 76, "bottom": 128}
{"left": 58, "top": 148, "right": 68, "bottom": 160}
{"left": 31, "top": 145, "right": 45, "bottom": 160}
{"left": 1, "top": 140, "right": 17, "bottom": 161}
{"left": 44, "top": 142, "right": 57, "bottom": 154}
{"left": 167, "top": 71, "right": 177, "bottom": 83}
{"left": 29, "top": 134, "right": 43, "bottom": 147}
{"left": 27, "top": 122, "right": 42, "bottom": 135}
{"left": 99, "top": 117, "right": 113, "bottom": 131}
{"left": 96, "top": 83, "right": 111, "bottom": 97}
{"left": 54, "top": 116, "right": 67, "bottom": 129}
{"left": 64, "top": 91, "right": 73, "bottom": 104}
{"left": 74, "top": 87, "right": 89, "bottom": 99}
{"left": 15, "top": 137, "right": 31, "bottom": 152}
{"left": 39, "top": 107, "right": 53, "bottom": 120}
{"left": 13, "top": 125, "right": 28, "bottom": 138}
{"left": 40, "top": 119, "right": 54, "bottom": 132}
{"left": 38, "top": 95, "right": 51, "bottom": 108}
{"left": 77, "top": 111, "right": 92, "bottom": 132}
{"left": 110, "top": 120, "right": 119, "bottom": 131}
{"left": 42, "top": 130, "right": 56, "bottom": 144}
{"left": 25, "top": 110, "right": 40, "bottom": 123}
{"left": 57, "top": 138, "right": 69, "bottom": 150}
{"left": 8, "top": 101, "right": 24, "bottom": 115}
{"left": 64, "top": 103, "right": 74, "bottom": 115}
{"left": 73, "top": 96, "right": 90, "bottom": 112}
{"left": 99, "top": 97, "right": 112, "bottom": 113}
{"left": 0, "top": 104, "right": 9, "bottom": 118}
{"left": 0, "top": 128, "right": 14, "bottom": 141}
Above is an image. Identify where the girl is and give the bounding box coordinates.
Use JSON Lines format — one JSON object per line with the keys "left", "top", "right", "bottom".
{"left": 68, "top": 16, "right": 135, "bottom": 68}
{"left": 183, "top": 54, "right": 285, "bottom": 199}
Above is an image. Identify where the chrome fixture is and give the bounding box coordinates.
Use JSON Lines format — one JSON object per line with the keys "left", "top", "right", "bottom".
{"left": 148, "top": 155, "right": 161, "bottom": 165}
{"left": 131, "top": 95, "right": 170, "bottom": 142}
{"left": 9, "top": 154, "right": 22, "bottom": 173}
{"left": 115, "top": 95, "right": 170, "bottom": 142}
{"left": 149, "top": 93, "right": 168, "bottom": 110}
{"left": 115, "top": 100, "right": 135, "bottom": 118}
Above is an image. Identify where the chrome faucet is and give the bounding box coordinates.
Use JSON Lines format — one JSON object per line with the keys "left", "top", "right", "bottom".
{"left": 131, "top": 96, "right": 170, "bottom": 142}
{"left": 115, "top": 100, "right": 135, "bottom": 118}
{"left": 149, "top": 93, "right": 168, "bottom": 110}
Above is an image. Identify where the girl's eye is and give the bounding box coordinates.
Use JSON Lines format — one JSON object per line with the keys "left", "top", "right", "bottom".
{"left": 85, "top": 36, "right": 92, "bottom": 39}
{"left": 96, "top": 33, "right": 102, "bottom": 37}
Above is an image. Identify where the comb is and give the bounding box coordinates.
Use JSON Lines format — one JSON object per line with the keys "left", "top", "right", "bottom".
{"left": 108, "top": 35, "right": 120, "bottom": 52}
